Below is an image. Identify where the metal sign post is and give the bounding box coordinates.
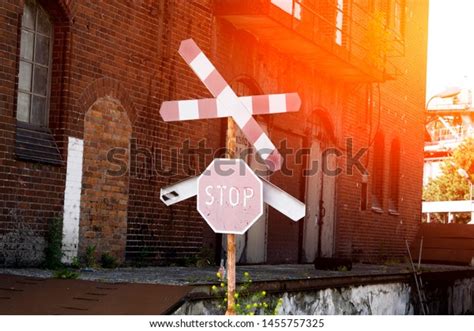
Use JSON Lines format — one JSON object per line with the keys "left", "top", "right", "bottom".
{"left": 226, "top": 117, "right": 237, "bottom": 315}
{"left": 226, "top": 233, "right": 236, "bottom": 315}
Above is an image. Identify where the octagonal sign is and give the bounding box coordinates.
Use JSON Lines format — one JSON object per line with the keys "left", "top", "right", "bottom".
{"left": 197, "top": 159, "right": 263, "bottom": 235}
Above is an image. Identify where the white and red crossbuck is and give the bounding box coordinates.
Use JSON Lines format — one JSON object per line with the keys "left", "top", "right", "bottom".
{"left": 159, "top": 39, "right": 301, "bottom": 172}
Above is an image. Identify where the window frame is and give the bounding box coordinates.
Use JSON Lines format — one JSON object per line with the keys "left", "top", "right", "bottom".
{"left": 17, "top": 0, "right": 54, "bottom": 128}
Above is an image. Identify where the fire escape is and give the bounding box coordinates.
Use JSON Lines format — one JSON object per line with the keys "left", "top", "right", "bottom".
{"left": 425, "top": 92, "right": 474, "bottom": 158}
{"left": 423, "top": 89, "right": 474, "bottom": 187}
{"left": 214, "top": 0, "right": 404, "bottom": 82}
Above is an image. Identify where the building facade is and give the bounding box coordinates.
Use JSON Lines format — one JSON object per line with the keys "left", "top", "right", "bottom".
{"left": 0, "top": 0, "right": 429, "bottom": 266}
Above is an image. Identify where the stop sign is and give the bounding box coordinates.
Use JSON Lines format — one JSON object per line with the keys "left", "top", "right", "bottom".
{"left": 197, "top": 159, "right": 263, "bottom": 234}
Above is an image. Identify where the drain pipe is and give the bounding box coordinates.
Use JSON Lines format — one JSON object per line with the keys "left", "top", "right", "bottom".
{"left": 317, "top": 167, "right": 326, "bottom": 259}
{"left": 298, "top": 126, "right": 311, "bottom": 263}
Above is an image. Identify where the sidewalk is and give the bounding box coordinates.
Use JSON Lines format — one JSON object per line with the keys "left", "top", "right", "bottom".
{"left": 3, "top": 263, "right": 472, "bottom": 285}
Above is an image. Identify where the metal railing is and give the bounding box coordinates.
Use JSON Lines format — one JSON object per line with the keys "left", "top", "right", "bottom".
{"left": 427, "top": 125, "right": 474, "bottom": 143}
{"left": 422, "top": 200, "right": 474, "bottom": 224}
{"left": 427, "top": 102, "right": 472, "bottom": 111}
{"left": 279, "top": 0, "right": 405, "bottom": 78}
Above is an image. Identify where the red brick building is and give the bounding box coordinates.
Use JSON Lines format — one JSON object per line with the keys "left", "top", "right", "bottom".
{"left": 0, "top": 0, "right": 428, "bottom": 266}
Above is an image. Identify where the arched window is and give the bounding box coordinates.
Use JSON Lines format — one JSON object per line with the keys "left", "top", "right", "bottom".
{"left": 15, "top": 0, "right": 62, "bottom": 165}
{"left": 371, "top": 131, "right": 384, "bottom": 210}
{"left": 17, "top": 0, "right": 53, "bottom": 127}
{"left": 389, "top": 138, "right": 400, "bottom": 213}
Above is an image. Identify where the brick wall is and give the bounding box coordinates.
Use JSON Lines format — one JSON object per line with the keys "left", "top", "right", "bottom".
{"left": 68, "top": 0, "right": 221, "bottom": 265}
{"left": 0, "top": 0, "right": 428, "bottom": 266}
{"left": 0, "top": 0, "right": 219, "bottom": 266}
{"left": 334, "top": 0, "right": 429, "bottom": 262}
{"left": 212, "top": 0, "right": 429, "bottom": 263}
{"left": 0, "top": 0, "right": 66, "bottom": 266}
{"left": 79, "top": 96, "right": 131, "bottom": 263}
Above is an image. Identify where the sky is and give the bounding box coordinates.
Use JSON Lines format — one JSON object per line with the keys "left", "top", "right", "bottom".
{"left": 426, "top": 0, "right": 474, "bottom": 102}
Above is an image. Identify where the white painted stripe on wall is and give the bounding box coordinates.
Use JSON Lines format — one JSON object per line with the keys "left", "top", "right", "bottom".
{"left": 61, "top": 137, "right": 84, "bottom": 264}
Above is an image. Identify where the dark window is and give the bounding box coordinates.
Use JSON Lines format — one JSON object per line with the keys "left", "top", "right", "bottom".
{"left": 17, "top": 0, "right": 53, "bottom": 127}
{"left": 15, "top": 0, "right": 62, "bottom": 166}
{"left": 371, "top": 131, "right": 384, "bottom": 211}
{"left": 389, "top": 138, "right": 400, "bottom": 213}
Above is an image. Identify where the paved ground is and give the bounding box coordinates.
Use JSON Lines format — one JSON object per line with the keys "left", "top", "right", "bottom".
{"left": 1, "top": 263, "right": 472, "bottom": 285}
{"left": 0, "top": 274, "right": 191, "bottom": 314}
{"left": 1, "top": 263, "right": 472, "bottom": 314}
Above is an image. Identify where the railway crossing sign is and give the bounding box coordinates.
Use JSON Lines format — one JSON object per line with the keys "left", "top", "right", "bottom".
{"left": 159, "top": 38, "right": 306, "bottom": 315}
{"left": 197, "top": 159, "right": 263, "bottom": 235}
{"left": 159, "top": 39, "right": 302, "bottom": 172}
{"left": 159, "top": 38, "right": 306, "bottom": 224}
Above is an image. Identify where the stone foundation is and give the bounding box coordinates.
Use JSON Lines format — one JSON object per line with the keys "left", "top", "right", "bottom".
{"left": 174, "top": 278, "right": 474, "bottom": 315}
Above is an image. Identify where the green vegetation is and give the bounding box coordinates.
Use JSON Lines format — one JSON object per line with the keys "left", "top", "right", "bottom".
{"left": 43, "top": 217, "right": 63, "bottom": 270}
{"left": 84, "top": 245, "right": 98, "bottom": 268}
{"left": 424, "top": 138, "right": 474, "bottom": 201}
{"left": 100, "top": 252, "right": 118, "bottom": 269}
{"left": 383, "top": 257, "right": 403, "bottom": 266}
{"left": 68, "top": 250, "right": 119, "bottom": 269}
{"left": 71, "top": 256, "right": 81, "bottom": 269}
{"left": 423, "top": 138, "right": 474, "bottom": 223}
{"left": 131, "top": 246, "right": 154, "bottom": 267}
{"left": 182, "top": 247, "right": 215, "bottom": 267}
{"left": 53, "top": 268, "right": 79, "bottom": 279}
{"left": 337, "top": 265, "right": 349, "bottom": 272}
{"left": 212, "top": 271, "right": 282, "bottom": 315}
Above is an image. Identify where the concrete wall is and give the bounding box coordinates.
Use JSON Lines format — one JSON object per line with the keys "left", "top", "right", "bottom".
{"left": 174, "top": 278, "right": 474, "bottom": 315}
